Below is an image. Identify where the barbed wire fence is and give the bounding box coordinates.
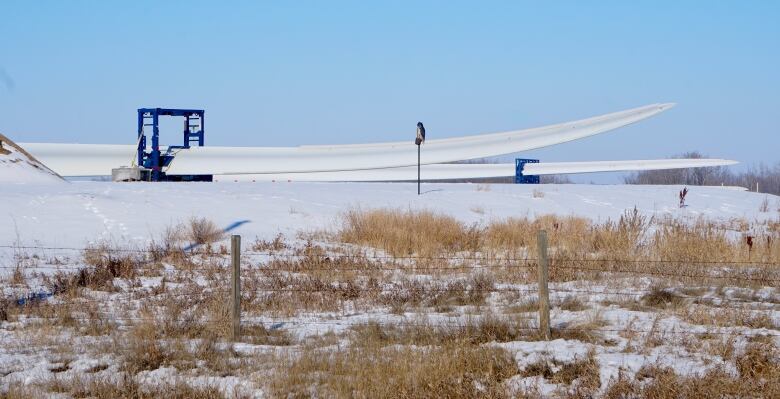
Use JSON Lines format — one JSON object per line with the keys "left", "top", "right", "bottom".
{"left": 1, "top": 232, "right": 779, "bottom": 340}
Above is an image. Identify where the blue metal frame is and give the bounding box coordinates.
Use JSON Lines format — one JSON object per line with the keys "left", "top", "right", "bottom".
{"left": 515, "top": 158, "right": 540, "bottom": 184}
{"left": 137, "top": 108, "right": 205, "bottom": 181}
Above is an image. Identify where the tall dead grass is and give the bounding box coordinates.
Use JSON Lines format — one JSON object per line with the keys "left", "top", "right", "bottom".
{"left": 335, "top": 208, "right": 780, "bottom": 285}
{"left": 339, "top": 208, "right": 482, "bottom": 257}
{"left": 271, "top": 341, "right": 518, "bottom": 398}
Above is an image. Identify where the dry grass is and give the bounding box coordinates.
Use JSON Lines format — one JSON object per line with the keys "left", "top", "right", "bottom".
{"left": 603, "top": 342, "right": 780, "bottom": 398}
{"left": 186, "top": 217, "right": 224, "bottom": 246}
{"left": 77, "top": 244, "right": 149, "bottom": 291}
{"left": 338, "top": 208, "right": 483, "bottom": 257}
{"left": 121, "top": 319, "right": 176, "bottom": 373}
{"left": 380, "top": 274, "right": 495, "bottom": 314}
{"left": 241, "top": 324, "right": 293, "bottom": 346}
{"left": 678, "top": 305, "right": 779, "bottom": 330}
{"left": 349, "top": 313, "right": 607, "bottom": 349}
{"left": 252, "top": 233, "right": 288, "bottom": 252}
{"left": 244, "top": 272, "right": 369, "bottom": 315}
{"left": 244, "top": 244, "right": 498, "bottom": 315}
{"left": 271, "top": 341, "right": 518, "bottom": 398}
{"left": 8, "top": 374, "right": 225, "bottom": 399}
{"left": 352, "top": 316, "right": 531, "bottom": 346}
{"left": 506, "top": 297, "right": 539, "bottom": 314}
{"left": 484, "top": 214, "right": 591, "bottom": 254}
{"left": 117, "top": 315, "right": 253, "bottom": 378}
{"left": 557, "top": 295, "right": 588, "bottom": 311}
{"left": 552, "top": 311, "right": 608, "bottom": 345}
{"left": 334, "top": 208, "right": 780, "bottom": 286}
{"left": 140, "top": 217, "right": 225, "bottom": 256}
{"left": 5, "top": 211, "right": 780, "bottom": 398}
{"left": 641, "top": 286, "right": 686, "bottom": 309}
{"left": 522, "top": 349, "right": 600, "bottom": 392}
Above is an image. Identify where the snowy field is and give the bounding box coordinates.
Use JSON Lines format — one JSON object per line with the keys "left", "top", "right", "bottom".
{"left": 1, "top": 180, "right": 779, "bottom": 397}
{"left": 2, "top": 181, "right": 775, "bottom": 251}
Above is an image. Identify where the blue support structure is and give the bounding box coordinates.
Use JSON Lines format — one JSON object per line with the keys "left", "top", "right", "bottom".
{"left": 515, "top": 158, "right": 540, "bottom": 184}
{"left": 136, "top": 108, "right": 208, "bottom": 181}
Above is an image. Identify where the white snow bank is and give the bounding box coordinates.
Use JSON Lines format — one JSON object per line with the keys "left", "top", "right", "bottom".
{"left": 0, "top": 134, "right": 64, "bottom": 184}
{"left": 0, "top": 181, "right": 776, "bottom": 252}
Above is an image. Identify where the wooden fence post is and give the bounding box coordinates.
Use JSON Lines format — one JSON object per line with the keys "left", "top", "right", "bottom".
{"left": 231, "top": 235, "right": 241, "bottom": 342}
{"left": 537, "top": 230, "right": 551, "bottom": 340}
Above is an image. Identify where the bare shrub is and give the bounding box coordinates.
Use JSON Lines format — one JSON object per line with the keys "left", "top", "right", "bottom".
{"left": 532, "top": 189, "right": 545, "bottom": 198}
{"left": 79, "top": 244, "right": 146, "bottom": 290}
{"left": 187, "top": 217, "right": 224, "bottom": 246}
{"left": 252, "top": 233, "right": 288, "bottom": 252}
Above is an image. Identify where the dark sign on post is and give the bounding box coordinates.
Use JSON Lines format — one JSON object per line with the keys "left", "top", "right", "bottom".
{"left": 415, "top": 122, "right": 426, "bottom": 145}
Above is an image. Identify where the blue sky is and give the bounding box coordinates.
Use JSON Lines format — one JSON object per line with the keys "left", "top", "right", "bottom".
{"left": 1, "top": 1, "right": 778, "bottom": 181}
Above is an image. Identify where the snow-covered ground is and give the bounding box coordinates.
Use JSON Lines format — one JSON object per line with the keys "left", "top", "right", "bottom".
{"left": 1, "top": 180, "right": 779, "bottom": 397}
{"left": 2, "top": 181, "right": 775, "bottom": 251}
{"left": 0, "top": 135, "right": 63, "bottom": 184}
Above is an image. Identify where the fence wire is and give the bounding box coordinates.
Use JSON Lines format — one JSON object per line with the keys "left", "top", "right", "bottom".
{"left": 3, "top": 241, "right": 780, "bottom": 342}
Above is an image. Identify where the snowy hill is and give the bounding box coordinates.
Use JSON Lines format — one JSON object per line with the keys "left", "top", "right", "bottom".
{"left": 0, "top": 133, "right": 63, "bottom": 184}
{"left": 1, "top": 181, "right": 775, "bottom": 249}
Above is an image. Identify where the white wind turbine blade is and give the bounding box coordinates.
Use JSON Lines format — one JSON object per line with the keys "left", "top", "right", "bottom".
{"left": 19, "top": 103, "right": 674, "bottom": 177}
{"left": 212, "top": 158, "right": 737, "bottom": 182}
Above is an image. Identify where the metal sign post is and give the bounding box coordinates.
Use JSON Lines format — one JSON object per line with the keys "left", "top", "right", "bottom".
{"left": 417, "top": 144, "right": 421, "bottom": 195}
{"left": 415, "top": 122, "right": 425, "bottom": 195}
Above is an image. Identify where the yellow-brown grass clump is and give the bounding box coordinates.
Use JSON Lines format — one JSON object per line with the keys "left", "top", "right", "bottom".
{"left": 339, "top": 208, "right": 481, "bottom": 257}
{"left": 334, "top": 208, "right": 780, "bottom": 285}
{"left": 272, "top": 342, "right": 518, "bottom": 398}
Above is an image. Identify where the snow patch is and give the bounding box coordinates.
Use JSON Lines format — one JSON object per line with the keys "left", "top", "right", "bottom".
{"left": 0, "top": 134, "right": 64, "bottom": 184}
